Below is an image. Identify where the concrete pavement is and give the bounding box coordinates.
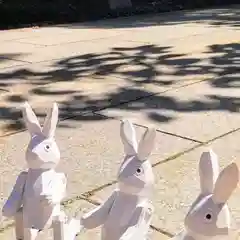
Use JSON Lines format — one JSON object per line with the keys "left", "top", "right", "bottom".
{"left": 0, "top": 5, "right": 240, "bottom": 239}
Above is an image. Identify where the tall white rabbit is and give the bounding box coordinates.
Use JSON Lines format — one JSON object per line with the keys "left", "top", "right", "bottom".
{"left": 79, "top": 119, "right": 156, "bottom": 240}
{"left": 172, "top": 149, "right": 239, "bottom": 240}
{"left": 2, "top": 102, "right": 80, "bottom": 240}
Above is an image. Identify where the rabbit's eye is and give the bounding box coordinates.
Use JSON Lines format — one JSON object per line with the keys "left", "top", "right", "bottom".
{"left": 205, "top": 214, "right": 212, "bottom": 220}
{"left": 44, "top": 145, "right": 50, "bottom": 152}
{"left": 136, "top": 167, "right": 143, "bottom": 175}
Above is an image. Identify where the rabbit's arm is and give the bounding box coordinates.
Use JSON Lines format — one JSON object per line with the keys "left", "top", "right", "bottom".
{"left": 2, "top": 171, "right": 27, "bottom": 217}
{"left": 81, "top": 191, "right": 117, "bottom": 229}
{"left": 51, "top": 173, "right": 67, "bottom": 203}
{"left": 120, "top": 203, "right": 153, "bottom": 240}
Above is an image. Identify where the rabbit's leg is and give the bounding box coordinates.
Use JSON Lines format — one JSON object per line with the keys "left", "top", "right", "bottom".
{"left": 52, "top": 212, "right": 81, "bottom": 240}
{"left": 15, "top": 208, "right": 23, "bottom": 240}
{"left": 119, "top": 204, "right": 153, "bottom": 240}
{"left": 23, "top": 228, "right": 39, "bottom": 240}
{"left": 52, "top": 212, "right": 66, "bottom": 240}
{"left": 65, "top": 218, "right": 81, "bottom": 240}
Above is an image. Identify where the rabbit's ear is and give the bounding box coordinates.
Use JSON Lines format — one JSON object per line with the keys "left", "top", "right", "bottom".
{"left": 212, "top": 162, "right": 239, "bottom": 204}
{"left": 21, "top": 101, "right": 42, "bottom": 136}
{"left": 120, "top": 119, "right": 138, "bottom": 156}
{"left": 137, "top": 127, "right": 156, "bottom": 161}
{"left": 199, "top": 149, "right": 219, "bottom": 194}
{"left": 42, "top": 103, "right": 59, "bottom": 138}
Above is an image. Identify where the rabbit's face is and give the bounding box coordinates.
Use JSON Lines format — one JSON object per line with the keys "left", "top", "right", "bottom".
{"left": 185, "top": 195, "right": 230, "bottom": 237}
{"left": 118, "top": 156, "right": 154, "bottom": 192}
{"left": 118, "top": 120, "right": 156, "bottom": 195}
{"left": 26, "top": 135, "right": 60, "bottom": 169}
{"left": 22, "top": 102, "right": 60, "bottom": 170}
{"left": 183, "top": 150, "right": 239, "bottom": 239}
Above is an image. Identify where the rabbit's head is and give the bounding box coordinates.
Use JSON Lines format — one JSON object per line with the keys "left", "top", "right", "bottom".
{"left": 22, "top": 102, "right": 60, "bottom": 170}
{"left": 184, "top": 150, "right": 239, "bottom": 238}
{"left": 117, "top": 120, "right": 156, "bottom": 195}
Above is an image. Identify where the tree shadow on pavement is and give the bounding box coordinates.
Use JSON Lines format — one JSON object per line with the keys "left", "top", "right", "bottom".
{"left": 0, "top": 42, "right": 239, "bottom": 134}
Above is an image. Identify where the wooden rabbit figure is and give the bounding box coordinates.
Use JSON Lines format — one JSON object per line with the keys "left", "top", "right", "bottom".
{"left": 79, "top": 119, "right": 156, "bottom": 240}
{"left": 172, "top": 149, "right": 239, "bottom": 240}
{"left": 2, "top": 102, "right": 80, "bottom": 240}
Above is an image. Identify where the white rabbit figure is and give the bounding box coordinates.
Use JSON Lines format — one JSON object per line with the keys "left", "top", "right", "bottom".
{"left": 172, "top": 149, "right": 239, "bottom": 240}
{"left": 79, "top": 119, "right": 156, "bottom": 240}
{"left": 2, "top": 102, "right": 80, "bottom": 240}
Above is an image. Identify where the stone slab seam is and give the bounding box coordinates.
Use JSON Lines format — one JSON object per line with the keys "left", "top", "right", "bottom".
{"left": 132, "top": 122, "right": 203, "bottom": 143}
{"left": 121, "top": 32, "right": 214, "bottom": 45}
{"left": 14, "top": 34, "right": 127, "bottom": 47}
{"left": 91, "top": 76, "right": 216, "bottom": 113}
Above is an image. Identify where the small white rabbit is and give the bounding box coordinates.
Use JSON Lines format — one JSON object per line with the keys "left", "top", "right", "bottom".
{"left": 2, "top": 102, "right": 80, "bottom": 240}
{"left": 172, "top": 149, "right": 239, "bottom": 240}
{"left": 79, "top": 119, "right": 156, "bottom": 240}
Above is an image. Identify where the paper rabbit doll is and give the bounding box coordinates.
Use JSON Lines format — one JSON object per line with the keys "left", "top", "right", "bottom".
{"left": 172, "top": 149, "right": 239, "bottom": 240}
{"left": 2, "top": 102, "right": 80, "bottom": 240}
{"left": 79, "top": 119, "right": 156, "bottom": 240}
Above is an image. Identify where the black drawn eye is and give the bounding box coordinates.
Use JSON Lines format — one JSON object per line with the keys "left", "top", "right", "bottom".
{"left": 136, "top": 167, "right": 143, "bottom": 175}
{"left": 205, "top": 214, "right": 212, "bottom": 220}
{"left": 44, "top": 145, "right": 50, "bottom": 151}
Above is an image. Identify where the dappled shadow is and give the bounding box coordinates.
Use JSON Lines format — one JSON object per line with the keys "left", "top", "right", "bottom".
{"left": 59, "top": 6, "right": 240, "bottom": 30}
{"left": 208, "top": 43, "right": 240, "bottom": 88}
{"left": 0, "top": 54, "right": 24, "bottom": 60}
{"left": 0, "top": 41, "right": 239, "bottom": 134}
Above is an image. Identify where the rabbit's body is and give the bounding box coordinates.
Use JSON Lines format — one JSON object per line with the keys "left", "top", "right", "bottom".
{"left": 99, "top": 190, "right": 152, "bottom": 240}
{"left": 81, "top": 187, "right": 153, "bottom": 240}
{"left": 22, "top": 169, "right": 65, "bottom": 229}
{"left": 80, "top": 120, "right": 156, "bottom": 240}
{"left": 2, "top": 102, "right": 80, "bottom": 240}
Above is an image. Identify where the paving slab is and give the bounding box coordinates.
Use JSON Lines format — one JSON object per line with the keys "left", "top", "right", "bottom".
{"left": 0, "top": 41, "right": 217, "bottom": 84}
{"left": 107, "top": 51, "right": 217, "bottom": 83}
{"left": 0, "top": 41, "right": 45, "bottom": 63}
{"left": 0, "top": 75, "right": 152, "bottom": 136}
{"left": 116, "top": 26, "right": 239, "bottom": 48}
{"left": 89, "top": 130, "right": 240, "bottom": 235}
{"left": 112, "top": 23, "right": 222, "bottom": 43}
{"left": 1, "top": 32, "right": 232, "bottom": 136}
{"left": 0, "top": 51, "right": 216, "bottom": 136}
{"left": 1, "top": 38, "right": 155, "bottom": 63}
{"left": 0, "top": 26, "right": 128, "bottom": 42}
{"left": 97, "top": 79, "right": 240, "bottom": 142}
{"left": 170, "top": 29, "right": 240, "bottom": 54}
{"left": 0, "top": 27, "right": 75, "bottom": 42}
{"left": 0, "top": 116, "right": 196, "bottom": 209}
{"left": 2, "top": 27, "right": 239, "bottom": 64}
{"left": 15, "top": 29, "right": 125, "bottom": 46}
